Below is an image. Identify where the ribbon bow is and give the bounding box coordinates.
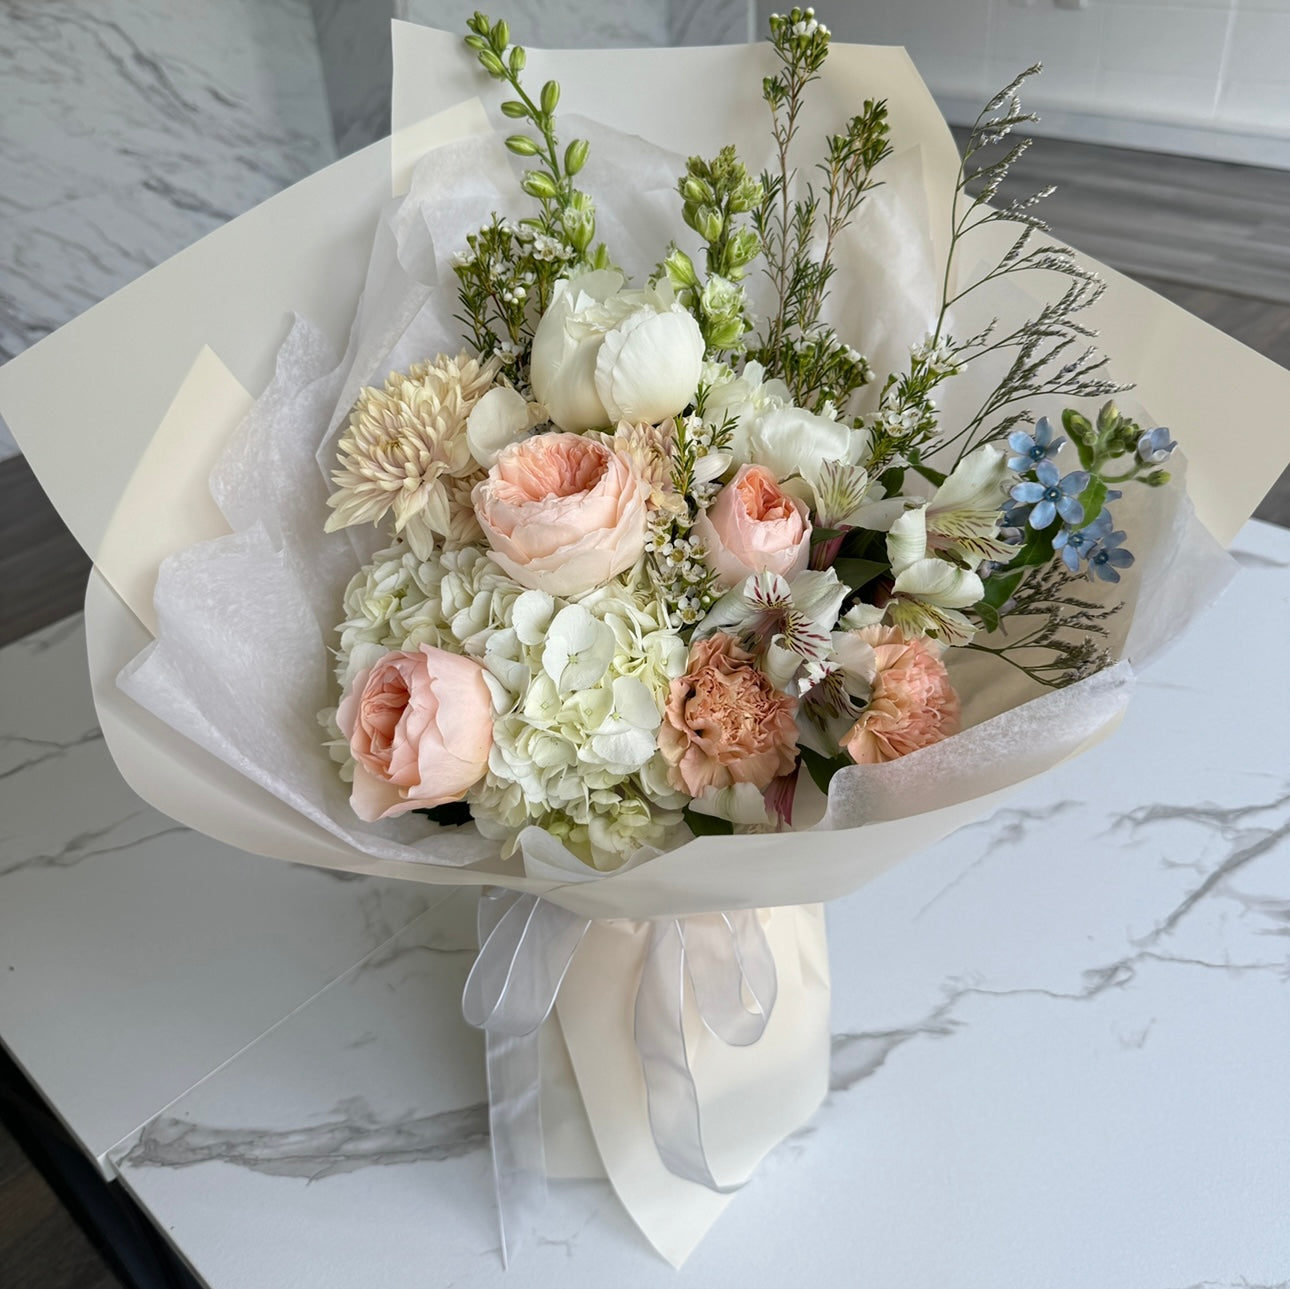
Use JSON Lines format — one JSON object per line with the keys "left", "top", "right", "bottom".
{"left": 462, "top": 889, "right": 778, "bottom": 1264}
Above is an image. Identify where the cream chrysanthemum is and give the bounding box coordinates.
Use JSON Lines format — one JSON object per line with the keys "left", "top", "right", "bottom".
{"left": 325, "top": 353, "right": 500, "bottom": 558}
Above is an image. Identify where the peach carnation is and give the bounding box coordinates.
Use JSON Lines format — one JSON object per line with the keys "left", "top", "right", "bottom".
{"left": 659, "top": 632, "right": 799, "bottom": 797}
{"left": 840, "top": 626, "right": 960, "bottom": 764}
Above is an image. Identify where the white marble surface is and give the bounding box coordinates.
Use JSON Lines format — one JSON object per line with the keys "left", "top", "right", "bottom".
{"left": 0, "top": 520, "right": 1277, "bottom": 1284}
{"left": 0, "top": 0, "right": 337, "bottom": 459}
{"left": 0, "top": 616, "right": 446, "bottom": 1172}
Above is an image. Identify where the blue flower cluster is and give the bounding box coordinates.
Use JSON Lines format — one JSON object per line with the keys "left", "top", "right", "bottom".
{"left": 1005, "top": 417, "right": 1138, "bottom": 581}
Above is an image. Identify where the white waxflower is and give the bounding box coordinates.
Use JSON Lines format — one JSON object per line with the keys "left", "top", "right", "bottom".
{"left": 530, "top": 270, "right": 705, "bottom": 431}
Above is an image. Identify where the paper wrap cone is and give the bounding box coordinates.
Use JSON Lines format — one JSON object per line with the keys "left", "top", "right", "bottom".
{"left": 2, "top": 22, "right": 1288, "bottom": 1264}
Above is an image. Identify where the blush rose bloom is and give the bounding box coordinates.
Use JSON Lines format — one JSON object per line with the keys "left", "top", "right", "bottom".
{"left": 659, "top": 632, "right": 799, "bottom": 797}
{"left": 338, "top": 645, "right": 492, "bottom": 821}
{"left": 840, "top": 625, "right": 960, "bottom": 764}
{"left": 694, "top": 464, "right": 812, "bottom": 588}
{"left": 472, "top": 432, "right": 649, "bottom": 596}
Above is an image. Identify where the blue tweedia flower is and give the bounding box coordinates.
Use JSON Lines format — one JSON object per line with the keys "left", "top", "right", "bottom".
{"left": 1006, "top": 417, "right": 1066, "bottom": 472}
{"left": 1010, "top": 460, "right": 1091, "bottom": 530}
{"left": 1137, "top": 426, "right": 1176, "bottom": 465}
{"left": 1053, "top": 509, "right": 1112, "bottom": 572}
{"left": 1087, "top": 530, "right": 1134, "bottom": 582}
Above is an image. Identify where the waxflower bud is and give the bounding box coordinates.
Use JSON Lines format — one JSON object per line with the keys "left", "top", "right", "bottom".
{"left": 506, "top": 134, "right": 540, "bottom": 156}
{"left": 540, "top": 80, "right": 560, "bottom": 115}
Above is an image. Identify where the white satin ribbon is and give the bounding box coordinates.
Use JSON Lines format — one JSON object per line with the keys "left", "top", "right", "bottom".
{"left": 461, "top": 890, "right": 778, "bottom": 1263}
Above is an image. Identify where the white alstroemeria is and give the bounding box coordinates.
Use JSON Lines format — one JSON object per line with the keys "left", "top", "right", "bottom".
{"left": 797, "top": 627, "right": 880, "bottom": 756}
{"left": 787, "top": 459, "right": 874, "bottom": 529}
{"left": 925, "top": 444, "right": 1015, "bottom": 564}
{"left": 466, "top": 385, "right": 541, "bottom": 467}
{"left": 541, "top": 604, "right": 615, "bottom": 693}
{"left": 700, "top": 360, "right": 870, "bottom": 480}
{"left": 530, "top": 271, "right": 704, "bottom": 431}
{"left": 883, "top": 505, "right": 984, "bottom": 646}
{"left": 698, "top": 568, "right": 849, "bottom": 693}
{"left": 687, "top": 780, "right": 773, "bottom": 828}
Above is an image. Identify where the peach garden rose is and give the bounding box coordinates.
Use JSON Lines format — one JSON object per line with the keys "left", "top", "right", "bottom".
{"left": 472, "top": 432, "right": 649, "bottom": 596}
{"left": 659, "top": 632, "right": 799, "bottom": 798}
{"left": 839, "top": 625, "right": 960, "bottom": 764}
{"left": 694, "top": 463, "right": 812, "bottom": 589}
{"left": 338, "top": 644, "right": 493, "bottom": 821}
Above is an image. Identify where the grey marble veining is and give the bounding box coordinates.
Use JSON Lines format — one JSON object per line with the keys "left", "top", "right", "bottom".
{"left": 122, "top": 1096, "right": 489, "bottom": 1179}
{"left": 0, "top": 0, "right": 337, "bottom": 458}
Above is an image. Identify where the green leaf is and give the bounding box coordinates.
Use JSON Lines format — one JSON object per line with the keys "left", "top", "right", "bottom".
{"left": 413, "top": 801, "right": 474, "bottom": 827}
{"left": 879, "top": 466, "right": 905, "bottom": 496}
{"left": 799, "top": 746, "right": 853, "bottom": 796}
{"left": 834, "top": 557, "right": 887, "bottom": 591}
{"left": 910, "top": 461, "right": 947, "bottom": 488}
{"left": 1075, "top": 476, "right": 1107, "bottom": 529}
{"left": 683, "top": 807, "right": 734, "bottom": 837}
{"left": 974, "top": 566, "right": 1027, "bottom": 633}
{"left": 1007, "top": 522, "right": 1058, "bottom": 571}
{"left": 810, "top": 526, "right": 846, "bottom": 547}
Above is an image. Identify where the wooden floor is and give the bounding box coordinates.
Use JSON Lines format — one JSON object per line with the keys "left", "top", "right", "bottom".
{"left": 2, "top": 134, "right": 1289, "bottom": 1288}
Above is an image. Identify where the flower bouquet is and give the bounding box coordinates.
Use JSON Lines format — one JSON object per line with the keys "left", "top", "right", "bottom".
{"left": 3, "top": 9, "right": 1288, "bottom": 1268}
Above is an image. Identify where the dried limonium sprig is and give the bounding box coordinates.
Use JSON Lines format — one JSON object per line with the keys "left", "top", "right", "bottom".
{"left": 868, "top": 65, "right": 1128, "bottom": 476}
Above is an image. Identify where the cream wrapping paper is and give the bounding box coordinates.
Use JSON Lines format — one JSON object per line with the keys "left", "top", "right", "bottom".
{"left": 2, "top": 21, "right": 1288, "bottom": 1265}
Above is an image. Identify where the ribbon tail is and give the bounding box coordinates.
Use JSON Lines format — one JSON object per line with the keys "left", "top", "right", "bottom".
{"left": 484, "top": 1028, "right": 545, "bottom": 1268}
{"left": 463, "top": 889, "right": 590, "bottom": 1265}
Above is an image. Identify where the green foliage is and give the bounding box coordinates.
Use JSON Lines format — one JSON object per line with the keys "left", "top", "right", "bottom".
{"left": 414, "top": 801, "right": 475, "bottom": 827}
{"left": 799, "top": 745, "right": 853, "bottom": 796}
{"left": 746, "top": 8, "right": 890, "bottom": 412}
{"left": 457, "top": 12, "right": 610, "bottom": 377}
{"left": 683, "top": 807, "right": 735, "bottom": 837}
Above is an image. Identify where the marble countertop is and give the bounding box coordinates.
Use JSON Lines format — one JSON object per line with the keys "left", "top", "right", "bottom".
{"left": 1, "top": 518, "right": 1288, "bottom": 1286}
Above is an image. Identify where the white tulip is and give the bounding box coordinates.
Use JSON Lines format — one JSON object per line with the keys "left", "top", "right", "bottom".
{"left": 530, "top": 271, "right": 705, "bottom": 432}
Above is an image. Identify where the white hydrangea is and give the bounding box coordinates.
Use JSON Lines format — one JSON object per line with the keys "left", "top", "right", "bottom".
{"left": 467, "top": 577, "right": 688, "bottom": 869}
{"left": 331, "top": 545, "right": 688, "bottom": 870}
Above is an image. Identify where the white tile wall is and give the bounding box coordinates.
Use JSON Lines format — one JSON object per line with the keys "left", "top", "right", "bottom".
{"left": 759, "top": 0, "right": 1290, "bottom": 162}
